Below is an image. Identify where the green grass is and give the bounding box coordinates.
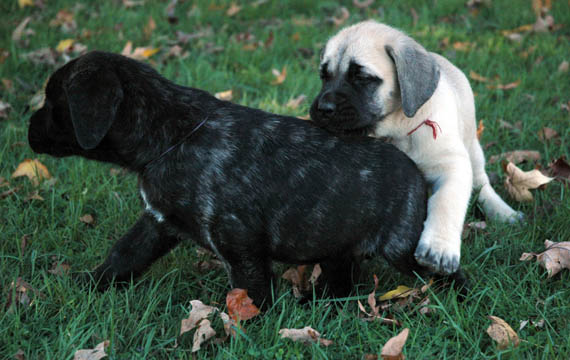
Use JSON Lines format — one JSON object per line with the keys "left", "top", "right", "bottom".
{"left": 1, "top": 0, "right": 569, "bottom": 358}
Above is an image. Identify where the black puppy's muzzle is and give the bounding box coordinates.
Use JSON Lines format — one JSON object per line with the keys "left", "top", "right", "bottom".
{"left": 311, "top": 90, "right": 357, "bottom": 128}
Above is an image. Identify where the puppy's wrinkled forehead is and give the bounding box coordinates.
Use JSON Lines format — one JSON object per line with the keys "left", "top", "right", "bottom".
{"left": 321, "top": 21, "right": 402, "bottom": 76}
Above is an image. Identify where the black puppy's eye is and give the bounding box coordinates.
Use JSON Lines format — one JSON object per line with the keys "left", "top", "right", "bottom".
{"left": 319, "top": 63, "right": 332, "bottom": 81}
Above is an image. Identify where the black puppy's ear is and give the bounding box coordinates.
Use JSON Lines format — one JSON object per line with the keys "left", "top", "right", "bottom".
{"left": 385, "top": 43, "right": 440, "bottom": 118}
{"left": 64, "top": 69, "right": 124, "bottom": 150}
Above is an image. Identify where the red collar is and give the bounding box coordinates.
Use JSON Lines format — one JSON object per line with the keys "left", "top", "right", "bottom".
{"left": 407, "top": 119, "right": 441, "bottom": 140}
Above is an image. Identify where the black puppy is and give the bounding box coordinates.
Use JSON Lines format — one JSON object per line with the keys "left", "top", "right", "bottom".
{"left": 28, "top": 51, "right": 461, "bottom": 306}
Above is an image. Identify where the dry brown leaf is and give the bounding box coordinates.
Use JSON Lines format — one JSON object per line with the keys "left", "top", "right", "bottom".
{"left": 180, "top": 300, "right": 218, "bottom": 336}
{"left": 532, "top": 0, "right": 552, "bottom": 16}
{"left": 0, "top": 99, "right": 11, "bottom": 119}
{"left": 357, "top": 275, "right": 401, "bottom": 326}
{"left": 271, "top": 66, "right": 287, "bottom": 85}
{"left": 537, "top": 127, "right": 559, "bottom": 142}
{"left": 22, "top": 48, "right": 59, "bottom": 66}
{"left": 48, "top": 261, "right": 71, "bottom": 276}
{"left": 1, "top": 187, "right": 19, "bottom": 199}
{"left": 13, "top": 349, "right": 25, "bottom": 360}
{"left": 558, "top": 60, "right": 569, "bottom": 73}
{"left": 12, "top": 159, "right": 51, "bottom": 186}
{"left": 24, "top": 190, "right": 44, "bottom": 202}
{"left": 488, "top": 150, "right": 541, "bottom": 165}
{"left": 226, "top": 288, "right": 259, "bottom": 322}
{"left": 520, "top": 240, "right": 570, "bottom": 277}
{"left": 226, "top": 3, "right": 242, "bottom": 16}
{"left": 5, "top": 277, "right": 42, "bottom": 310}
{"left": 364, "top": 355, "right": 379, "bottom": 360}
{"left": 469, "top": 70, "right": 489, "bottom": 83}
{"left": 353, "top": 0, "right": 374, "bottom": 8}
{"left": 73, "top": 340, "right": 109, "bottom": 360}
{"left": 504, "top": 161, "right": 553, "bottom": 202}
{"left": 278, "top": 326, "right": 333, "bottom": 346}
{"left": 329, "top": 7, "right": 350, "bottom": 26}
{"left": 381, "top": 328, "right": 409, "bottom": 360}
{"left": 487, "top": 316, "right": 520, "bottom": 350}
{"left": 282, "top": 264, "right": 321, "bottom": 299}
{"left": 50, "top": 10, "right": 77, "bottom": 33}
{"left": 452, "top": 41, "right": 474, "bottom": 51}
{"left": 143, "top": 16, "right": 156, "bottom": 39}
{"left": 547, "top": 157, "right": 570, "bottom": 184}
{"left": 12, "top": 16, "right": 33, "bottom": 43}
{"left": 286, "top": 94, "right": 307, "bottom": 109}
{"left": 476, "top": 120, "right": 485, "bottom": 140}
{"left": 486, "top": 80, "right": 520, "bottom": 90}
{"left": 215, "top": 90, "right": 233, "bottom": 101}
{"left": 192, "top": 319, "right": 216, "bottom": 352}
{"left": 79, "top": 214, "right": 94, "bottom": 225}
{"left": 122, "top": 0, "right": 144, "bottom": 8}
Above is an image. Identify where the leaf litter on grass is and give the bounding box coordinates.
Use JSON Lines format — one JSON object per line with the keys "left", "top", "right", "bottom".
{"left": 520, "top": 240, "right": 570, "bottom": 277}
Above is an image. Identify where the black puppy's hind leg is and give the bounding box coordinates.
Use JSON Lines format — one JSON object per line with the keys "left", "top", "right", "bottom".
{"left": 84, "top": 212, "right": 181, "bottom": 290}
{"left": 317, "top": 255, "right": 359, "bottom": 299}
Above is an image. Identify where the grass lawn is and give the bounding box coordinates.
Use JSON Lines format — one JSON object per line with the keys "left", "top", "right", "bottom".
{"left": 1, "top": 0, "right": 569, "bottom": 358}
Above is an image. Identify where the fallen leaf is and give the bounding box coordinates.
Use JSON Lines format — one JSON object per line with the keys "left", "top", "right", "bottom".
{"left": 79, "top": 214, "right": 94, "bottom": 225}
{"left": 122, "top": 0, "right": 144, "bottom": 8}
{"left": 498, "top": 119, "right": 522, "bottom": 132}
{"left": 328, "top": 7, "right": 350, "bottom": 26}
{"left": 192, "top": 319, "right": 216, "bottom": 352}
{"left": 50, "top": 10, "right": 77, "bottom": 33}
{"left": 73, "top": 340, "right": 109, "bottom": 360}
{"left": 20, "top": 234, "right": 30, "bottom": 254}
{"left": 143, "top": 16, "right": 156, "bottom": 39}
{"left": 13, "top": 349, "right": 25, "bottom": 360}
{"left": 364, "top": 355, "right": 378, "bottom": 360}
{"left": 353, "top": 0, "right": 374, "bottom": 8}
{"left": 462, "top": 221, "right": 487, "bottom": 239}
{"left": 505, "top": 33, "right": 524, "bottom": 42}
{"left": 520, "top": 240, "right": 570, "bottom": 277}
{"left": 537, "top": 127, "right": 558, "bottom": 142}
{"left": 4, "top": 277, "right": 42, "bottom": 310}
{"left": 286, "top": 94, "right": 306, "bottom": 109}
{"left": 0, "top": 100, "right": 11, "bottom": 119}
{"left": 56, "top": 39, "right": 75, "bottom": 53}
{"left": 0, "top": 49, "right": 9, "bottom": 64}
{"left": 282, "top": 264, "right": 321, "bottom": 299}
{"left": 503, "top": 161, "right": 553, "bottom": 202}
{"left": 22, "top": 48, "right": 59, "bottom": 66}
{"left": 519, "top": 319, "right": 529, "bottom": 331}
{"left": 453, "top": 41, "right": 474, "bottom": 51}
{"left": 476, "top": 120, "right": 485, "bottom": 140}
{"left": 357, "top": 275, "right": 401, "bottom": 326}
{"left": 29, "top": 89, "right": 46, "bottom": 112}
{"left": 226, "top": 289, "right": 259, "bottom": 321}
{"left": 380, "top": 328, "right": 409, "bottom": 360}
{"left": 547, "top": 157, "right": 570, "bottom": 184}
{"left": 215, "top": 90, "right": 233, "bottom": 101}
{"left": 489, "top": 150, "right": 541, "bottom": 165}
{"left": 469, "top": 70, "right": 489, "bottom": 83}
{"left": 121, "top": 41, "right": 159, "bottom": 60}
{"left": 532, "top": 14, "right": 555, "bottom": 33}
{"left": 1, "top": 187, "right": 19, "bottom": 199}
{"left": 558, "top": 60, "right": 569, "bottom": 73}
{"left": 18, "top": 0, "right": 34, "bottom": 8}
{"left": 226, "top": 3, "right": 242, "bottom": 16}
{"left": 12, "top": 16, "right": 33, "bottom": 43}
{"left": 175, "top": 28, "right": 213, "bottom": 44}
{"left": 486, "top": 80, "right": 520, "bottom": 90}
{"left": 532, "top": 0, "right": 552, "bottom": 17}
{"left": 264, "top": 31, "right": 274, "bottom": 48}
{"left": 12, "top": 159, "right": 51, "bottom": 186}
{"left": 271, "top": 66, "right": 287, "bottom": 85}
{"left": 48, "top": 261, "right": 70, "bottom": 276}
{"left": 279, "top": 326, "right": 333, "bottom": 346}
{"left": 180, "top": 300, "right": 218, "bottom": 336}
{"left": 487, "top": 316, "right": 520, "bottom": 350}
{"left": 533, "top": 318, "right": 545, "bottom": 328}
{"left": 379, "top": 285, "right": 414, "bottom": 301}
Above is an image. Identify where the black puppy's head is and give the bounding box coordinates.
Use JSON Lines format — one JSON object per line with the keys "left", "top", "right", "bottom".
{"left": 310, "top": 21, "right": 440, "bottom": 135}
{"left": 28, "top": 51, "right": 124, "bottom": 159}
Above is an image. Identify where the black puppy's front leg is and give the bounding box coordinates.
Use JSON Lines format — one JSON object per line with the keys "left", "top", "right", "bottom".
{"left": 86, "top": 212, "right": 181, "bottom": 289}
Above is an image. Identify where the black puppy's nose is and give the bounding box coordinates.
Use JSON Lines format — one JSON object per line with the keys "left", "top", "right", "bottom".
{"left": 318, "top": 92, "right": 336, "bottom": 113}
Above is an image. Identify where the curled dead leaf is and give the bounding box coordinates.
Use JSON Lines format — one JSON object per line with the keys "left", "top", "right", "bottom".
{"left": 520, "top": 240, "right": 570, "bottom": 277}
{"left": 547, "top": 157, "right": 570, "bottom": 184}
{"left": 192, "top": 319, "right": 216, "bottom": 352}
{"left": 489, "top": 150, "right": 540, "bottom": 165}
{"left": 328, "top": 7, "right": 350, "bottom": 26}
{"left": 79, "top": 214, "right": 95, "bottom": 225}
{"left": 469, "top": 70, "right": 489, "bottom": 83}
{"left": 537, "top": 127, "right": 559, "bottom": 142}
{"left": 5, "top": 277, "right": 43, "bottom": 311}
{"left": 279, "top": 326, "right": 333, "bottom": 346}
{"left": 381, "top": 328, "right": 409, "bottom": 360}
{"left": 226, "top": 288, "right": 259, "bottom": 322}
{"left": 281, "top": 264, "right": 321, "bottom": 298}
{"left": 12, "top": 159, "right": 51, "bottom": 186}
{"left": 73, "top": 340, "right": 109, "bottom": 360}
{"left": 487, "top": 316, "right": 520, "bottom": 350}
{"left": 180, "top": 300, "right": 218, "bottom": 336}
{"left": 503, "top": 161, "right": 553, "bottom": 202}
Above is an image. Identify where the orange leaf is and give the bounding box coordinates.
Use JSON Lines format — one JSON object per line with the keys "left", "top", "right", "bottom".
{"left": 226, "top": 288, "right": 259, "bottom": 322}
{"left": 476, "top": 120, "right": 485, "bottom": 140}
{"left": 469, "top": 70, "right": 489, "bottom": 83}
{"left": 11, "top": 159, "right": 51, "bottom": 186}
